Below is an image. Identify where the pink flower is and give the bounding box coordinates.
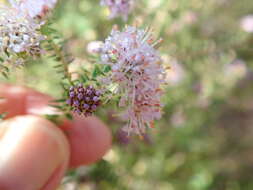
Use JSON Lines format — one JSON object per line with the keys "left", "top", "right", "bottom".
{"left": 99, "top": 26, "right": 166, "bottom": 136}
{"left": 100, "top": 0, "right": 133, "bottom": 20}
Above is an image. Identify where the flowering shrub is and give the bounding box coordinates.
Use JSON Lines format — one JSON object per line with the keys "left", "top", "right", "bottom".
{"left": 1, "top": 0, "right": 253, "bottom": 189}
{"left": 0, "top": 0, "right": 166, "bottom": 136}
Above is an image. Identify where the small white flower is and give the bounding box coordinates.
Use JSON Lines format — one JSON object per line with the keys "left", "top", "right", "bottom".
{"left": 86, "top": 41, "right": 104, "bottom": 54}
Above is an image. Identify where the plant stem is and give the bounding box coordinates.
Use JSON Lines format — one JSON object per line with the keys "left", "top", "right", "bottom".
{"left": 49, "top": 36, "right": 74, "bottom": 85}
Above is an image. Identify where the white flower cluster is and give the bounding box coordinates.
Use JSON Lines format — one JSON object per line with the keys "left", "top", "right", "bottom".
{"left": 100, "top": 26, "right": 166, "bottom": 136}
{"left": 0, "top": 0, "right": 57, "bottom": 65}
{"left": 0, "top": 8, "right": 44, "bottom": 64}
{"left": 10, "top": 0, "right": 57, "bottom": 18}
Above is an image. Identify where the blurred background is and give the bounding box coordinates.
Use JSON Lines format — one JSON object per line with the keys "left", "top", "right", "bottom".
{"left": 1, "top": 0, "right": 253, "bottom": 189}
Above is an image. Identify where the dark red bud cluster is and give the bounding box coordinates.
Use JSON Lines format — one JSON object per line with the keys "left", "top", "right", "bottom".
{"left": 67, "top": 84, "right": 101, "bottom": 116}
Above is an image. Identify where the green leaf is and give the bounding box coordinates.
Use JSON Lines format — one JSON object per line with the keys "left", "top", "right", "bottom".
{"left": 80, "top": 75, "right": 87, "bottom": 83}
{"left": 51, "top": 98, "right": 66, "bottom": 103}
{"left": 2, "top": 72, "right": 8, "bottom": 79}
{"left": 0, "top": 112, "right": 7, "bottom": 120}
{"left": 65, "top": 113, "right": 73, "bottom": 120}
{"left": 49, "top": 104, "right": 64, "bottom": 110}
{"left": 103, "top": 65, "right": 111, "bottom": 73}
{"left": 92, "top": 65, "right": 102, "bottom": 78}
{"left": 53, "top": 64, "right": 63, "bottom": 68}
{"left": 4, "top": 49, "right": 10, "bottom": 57}
{"left": 82, "top": 72, "right": 90, "bottom": 80}
{"left": 54, "top": 56, "right": 62, "bottom": 61}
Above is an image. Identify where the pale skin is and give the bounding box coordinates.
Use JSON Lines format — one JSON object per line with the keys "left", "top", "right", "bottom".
{"left": 0, "top": 84, "right": 112, "bottom": 190}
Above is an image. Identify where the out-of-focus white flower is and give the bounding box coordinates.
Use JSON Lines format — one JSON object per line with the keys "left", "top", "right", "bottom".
{"left": 86, "top": 41, "right": 104, "bottom": 54}
{"left": 99, "top": 26, "right": 166, "bottom": 136}
{"left": 9, "top": 0, "right": 57, "bottom": 18}
{"left": 165, "top": 58, "right": 185, "bottom": 86}
{"left": 182, "top": 11, "right": 198, "bottom": 25}
{"left": 240, "top": 15, "right": 253, "bottom": 33}
{"left": 167, "top": 11, "right": 198, "bottom": 34}
{"left": 171, "top": 108, "right": 186, "bottom": 127}
{"left": 100, "top": 0, "right": 134, "bottom": 20}
{"left": 0, "top": 8, "right": 44, "bottom": 62}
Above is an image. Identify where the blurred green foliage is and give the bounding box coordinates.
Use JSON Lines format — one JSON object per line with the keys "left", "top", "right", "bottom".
{"left": 1, "top": 0, "right": 253, "bottom": 189}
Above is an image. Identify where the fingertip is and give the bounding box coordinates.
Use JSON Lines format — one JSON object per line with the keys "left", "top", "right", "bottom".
{"left": 61, "top": 114, "right": 112, "bottom": 168}
{"left": 0, "top": 83, "right": 112, "bottom": 170}
{"left": 0, "top": 115, "right": 70, "bottom": 190}
{"left": 25, "top": 90, "right": 57, "bottom": 115}
{"left": 0, "top": 83, "right": 57, "bottom": 117}
{"left": 0, "top": 84, "right": 27, "bottom": 118}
